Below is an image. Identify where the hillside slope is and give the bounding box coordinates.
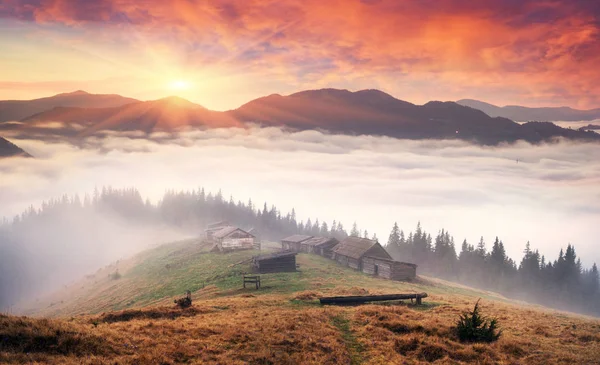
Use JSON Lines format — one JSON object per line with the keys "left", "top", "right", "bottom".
{"left": 0, "top": 137, "right": 30, "bottom": 158}
{"left": 7, "top": 239, "right": 600, "bottom": 364}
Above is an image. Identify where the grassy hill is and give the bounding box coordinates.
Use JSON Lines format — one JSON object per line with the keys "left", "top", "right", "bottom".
{"left": 3, "top": 239, "right": 600, "bottom": 364}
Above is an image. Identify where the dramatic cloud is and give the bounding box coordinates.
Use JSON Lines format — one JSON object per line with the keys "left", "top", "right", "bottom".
{"left": 1, "top": 0, "right": 599, "bottom": 109}
{"left": 2, "top": 128, "right": 600, "bottom": 269}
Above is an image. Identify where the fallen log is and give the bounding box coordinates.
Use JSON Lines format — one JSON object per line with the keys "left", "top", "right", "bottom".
{"left": 319, "top": 293, "right": 428, "bottom": 305}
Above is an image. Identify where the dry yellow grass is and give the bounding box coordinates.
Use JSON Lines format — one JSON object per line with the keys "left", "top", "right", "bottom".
{"left": 4, "top": 242, "right": 600, "bottom": 364}
{"left": 3, "top": 292, "right": 600, "bottom": 364}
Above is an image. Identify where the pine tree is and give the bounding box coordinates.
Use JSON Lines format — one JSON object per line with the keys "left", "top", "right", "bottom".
{"left": 387, "top": 222, "right": 400, "bottom": 247}
{"left": 351, "top": 222, "right": 360, "bottom": 237}
{"left": 320, "top": 221, "right": 329, "bottom": 235}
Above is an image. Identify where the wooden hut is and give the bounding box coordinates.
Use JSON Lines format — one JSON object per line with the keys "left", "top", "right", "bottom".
{"left": 332, "top": 236, "right": 391, "bottom": 270}
{"left": 281, "top": 235, "right": 313, "bottom": 251}
{"left": 211, "top": 226, "right": 255, "bottom": 252}
{"left": 361, "top": 256, "right": 417, "bottom": 281}
{"left": 300, "top": 237, "right": 339, "bottom": 257}
{"left": 253, "top": 251, "right": 298, "bottom": 273}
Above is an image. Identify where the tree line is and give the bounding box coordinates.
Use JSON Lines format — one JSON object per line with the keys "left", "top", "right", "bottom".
{"left": 385, "top": 222, "right": 600, "bottom": 316}
{"left": 1, "top": 186, "right": 352, "bottom": 241}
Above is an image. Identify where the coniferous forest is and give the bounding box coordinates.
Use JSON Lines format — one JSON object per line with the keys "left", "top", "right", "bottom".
{"left": 0, "top": 186, "right": 598, "bottom": 316}
{"left": 385, "top": 222, "right": 600, "bottom": 316}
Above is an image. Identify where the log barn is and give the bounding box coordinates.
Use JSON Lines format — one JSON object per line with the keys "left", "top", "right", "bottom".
{"left": 210, "top": 226, "right": 255, "bottom": 252}
{"left": 253, "top": 251, "right": 298, "bottom": 273}
{"left": 361, "top": 256, "right": 417, "bottom": 281}
{"left": 332, "top": 236, "right": 392, "bottom": 270}
{"left": 281, "top": 235, "right": 313, "bottom": 251}
{"left": 300, "top": 236, "right": 339, "bottom": 258}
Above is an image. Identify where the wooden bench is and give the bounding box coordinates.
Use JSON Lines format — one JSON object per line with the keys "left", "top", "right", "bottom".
{"left": 319, "top": 293, "right": 428, "bottom": 305}
{"left": 243, "top": 275, "right": 261, "bottom": 289}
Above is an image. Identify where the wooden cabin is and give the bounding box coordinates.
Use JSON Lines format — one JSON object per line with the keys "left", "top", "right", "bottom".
{"left": 281, "top": 235, "right": 313, "bottom": 251}
{"left": 361, "top": 256, "right": 417, "bottom": 281}
{"left": 332, "top": 236, "right": 392, "bottom": 270}
{"left": 253, "top": 251, "right": 297, "bottom": 273}
{"left": 211, "top": 226, "right": 255, "bottom": 252}
{"left": 204, "top": 220, "right": 231, "bottom": 240}
{"left": 300, "top": 236, "right": 339, "bottom": 257}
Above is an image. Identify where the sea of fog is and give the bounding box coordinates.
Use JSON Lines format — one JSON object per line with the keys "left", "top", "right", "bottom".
{"left": 2, "top": 127, "right": 600, "bottom": 268}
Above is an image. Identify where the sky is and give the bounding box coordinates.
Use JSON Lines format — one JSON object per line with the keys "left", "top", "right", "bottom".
{"left": 2, "top": 129, "right": 600, "bottom": 270}
{"left": 1, "top": 0, "right": 600, "bottom": 110}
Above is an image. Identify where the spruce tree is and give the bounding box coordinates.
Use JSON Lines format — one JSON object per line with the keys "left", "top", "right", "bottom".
{"left": 351, "top": 222, "right": 360, "bottom": 237}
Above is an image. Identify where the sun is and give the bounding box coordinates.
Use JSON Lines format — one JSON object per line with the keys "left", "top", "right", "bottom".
{"left": 168, "top": 80, "right": 191, "bottom": 91}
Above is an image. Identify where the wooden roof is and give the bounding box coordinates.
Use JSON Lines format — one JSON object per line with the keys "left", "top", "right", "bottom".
{"left": 301, "top": 236, "right": 338, "bottom": 247}
{"left": 281, "top": 234, "right": 313, "bottom": 243}
{"left": 364, "top": 256, "right": 418, "bottom": 268}
{"left": 333, "top": 236, "right": 385, "bottom": 260}
{"left": 212, "top": 226, "right": 253, "bottom": 239}
{"left": 207, "top": 220, "right": 230, "bottom": 229}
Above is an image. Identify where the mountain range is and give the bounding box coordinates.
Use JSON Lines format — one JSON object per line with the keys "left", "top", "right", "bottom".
{"left": 457, "top": 99, "right": 600, "bottom": 122}
{"left": 1, "top": 90, "right": 599, "bottom": 147}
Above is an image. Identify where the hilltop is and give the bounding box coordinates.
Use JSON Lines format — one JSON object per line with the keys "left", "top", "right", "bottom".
{"left": 6, "top": 239, "right": 600, "bottom": 364}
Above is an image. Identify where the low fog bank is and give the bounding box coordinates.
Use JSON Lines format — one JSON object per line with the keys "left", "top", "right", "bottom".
{"left": 1, "top": 127, "right": 599, "bottom": 307}
{"left": 0, "top": 207, "right": 189, "bottom": 310}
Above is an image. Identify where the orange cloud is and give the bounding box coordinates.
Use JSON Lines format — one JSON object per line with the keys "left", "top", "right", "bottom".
{"left": 1, "top": 0, "right": 599, "bottom": 108}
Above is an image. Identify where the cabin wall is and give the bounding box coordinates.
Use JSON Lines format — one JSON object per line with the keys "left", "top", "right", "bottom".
{"left": 281, "top": 241, "right": 302, "bottom": 252}
{"left": 221, "top": 237, "right": 254, "bottom": 249}
{"left": 320, "top": 247, "right": 335, "bottom": 259}
{"left": 390, "top": 262, "right": 417, "bottom": 281}
{"left": 360, "top": 257, "right": 417, "bottom": 281}
{"left": 256, "top": 256, "right": 296, "bottom": 273}
{"left": 317, "top": 241, "right": 338, "bottom": 259}
{"left": 361, "top": 257, "right": 393, "bottom": 279}
{"left": 335, "top": 254, "right": 349, "bottom": 267}
{"left": 348, "top": 257, "right": 360, "bottom": 270}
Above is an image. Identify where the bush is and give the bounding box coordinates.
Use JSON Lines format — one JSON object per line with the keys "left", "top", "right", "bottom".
{"left": 455, "top": 299, "right": 501, "bottom": 343}
{"left": 109, "top": 270, "right": 121, "bottom": 280}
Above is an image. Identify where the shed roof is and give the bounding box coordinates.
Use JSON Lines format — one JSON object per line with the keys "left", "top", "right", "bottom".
{"left": 281, "top": 235, "right": 313, "bottom": 243}
{"left": 333, "top": 236, "right": 381, "bottom": 260}
{"left": 302, "top": 236, "right": 338, "bottom": 247}
{"left": 212, "top": 226, "right": 253, "bottom": 239}
{"left": 254, "top": 251, "right": 297, "bottom": 262}
{"left": 364, "top": 256, "right": 418, "bottom": 268}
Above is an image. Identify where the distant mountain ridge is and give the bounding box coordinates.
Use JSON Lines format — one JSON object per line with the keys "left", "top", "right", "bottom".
{"left": 1, "top": 89, "right": 599, "bottom": 145}
{"left": 457, "top": 99, "right": 600, "bottom": 122}
{"left": 0, "top": 91, "right": 139, "bottom": 123}
{"left": 230, "top": 89, "right": 599, "bottom": 144}
{"left": 20, "top": 96, "right": 239, "bottom": 135}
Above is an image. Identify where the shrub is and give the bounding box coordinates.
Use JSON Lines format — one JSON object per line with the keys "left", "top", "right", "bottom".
{"left": 109, "top": 270, "right": 121, "bottom": 280}
{"left": 455, "top": 299, "right": 501, "bottom": 343}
